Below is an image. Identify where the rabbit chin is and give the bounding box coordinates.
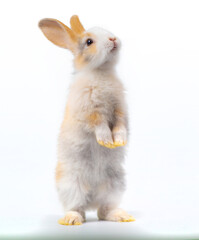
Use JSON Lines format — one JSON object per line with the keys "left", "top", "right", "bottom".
{"left": 87, "top": 49, "right": 120, "bottom": 71}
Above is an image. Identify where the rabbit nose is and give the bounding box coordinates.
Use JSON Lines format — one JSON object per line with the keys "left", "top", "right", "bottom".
{"left": 109, "top": 37, "right": 116, "bottom": 42}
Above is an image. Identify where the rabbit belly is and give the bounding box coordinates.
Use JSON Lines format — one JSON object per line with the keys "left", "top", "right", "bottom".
{"left": 56, "top": 131, "right": 126, "bottom": 211}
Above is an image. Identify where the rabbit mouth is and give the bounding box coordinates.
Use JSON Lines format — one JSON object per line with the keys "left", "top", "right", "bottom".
{"left": 111, "top": 41, "right": 118, "bottom": 52}
{"left": 111, "top": 46, "right": 117, "bottom": 52}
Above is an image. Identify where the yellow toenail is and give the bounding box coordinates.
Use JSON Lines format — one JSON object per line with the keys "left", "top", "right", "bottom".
{"left": 97, "top": 140, "right": 116, "bottom": 149}
{"left": 113, "top": 141, "right": 127, "bottom": 147}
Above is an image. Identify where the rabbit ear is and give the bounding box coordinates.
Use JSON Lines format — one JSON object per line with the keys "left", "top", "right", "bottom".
{"left": 70, "top": 15, "right": 85, "bottom": 35}
{"left": 38, "top": 18, "right": 77, "bottom": 52}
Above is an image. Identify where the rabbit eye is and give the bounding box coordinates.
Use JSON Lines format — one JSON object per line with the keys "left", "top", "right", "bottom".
{"left": 86, "top": 39, "right": 93, "bottom": 46}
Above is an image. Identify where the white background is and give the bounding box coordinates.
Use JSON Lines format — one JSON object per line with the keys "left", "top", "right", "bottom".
{"left": 0, "top": 0, "right": 199, "bottom": 239}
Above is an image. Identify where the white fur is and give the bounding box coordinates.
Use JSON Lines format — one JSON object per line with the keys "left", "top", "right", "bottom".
{"left": 57, "top": 68, "right": 127, "bottom": 212}
{"left": 39, "top": 19, "right": 133, "bottom": 223}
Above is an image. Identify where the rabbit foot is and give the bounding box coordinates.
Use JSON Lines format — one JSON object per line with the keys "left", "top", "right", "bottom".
{"left": 100, "top": 208, "right": 135, "bottom": 222}
{"left": 58, "top": 211, "right": 84, "bottom": 226}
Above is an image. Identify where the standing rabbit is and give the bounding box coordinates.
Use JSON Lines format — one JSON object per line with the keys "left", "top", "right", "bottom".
{"left": 39, "top": 15, "right": 135, "bottom": 225}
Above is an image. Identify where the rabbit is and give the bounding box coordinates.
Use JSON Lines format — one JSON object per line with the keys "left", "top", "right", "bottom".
{"left": 39, "top": 15, "right": 135, "bottom": 225}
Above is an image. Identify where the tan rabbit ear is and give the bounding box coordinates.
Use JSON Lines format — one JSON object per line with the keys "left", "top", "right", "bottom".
{"left": 38, "top": 18, "right": 77, "bottom": 52}
{"left": 70, "top": 15, "right": 85, "bottom": 35}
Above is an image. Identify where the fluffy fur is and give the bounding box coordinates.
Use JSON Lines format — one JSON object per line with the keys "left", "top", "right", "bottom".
{"left": 39, "top": 15, "right": 135, "bottom": 225}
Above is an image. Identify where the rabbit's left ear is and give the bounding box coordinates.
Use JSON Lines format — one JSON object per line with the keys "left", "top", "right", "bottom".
{"left": 70, "top": 15, "right": 85, "bottom": 35}
{"left": 38, "top": 18, "right": 77, "bottom": 52}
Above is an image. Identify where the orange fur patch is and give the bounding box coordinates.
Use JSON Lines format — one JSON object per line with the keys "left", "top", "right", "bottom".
{"left": 55, "top": 161, "right": 63, "bottom": 182}
{"left": 88, "top": 112, "right": 102, "bottom": 126}
{"left": 74, "top": 55, "right": 86, "bottom": 69}
{"left": 87, "top": 44, "right": 97, "bottom": 54}
{"left": 112, "top": 125, "right": 121, "bottom": 133}
{"left": 112, "top": 108, "right": 125, "bottom": 135}
{"left": 74, "top": 44, "right": 97, "bottom": 69}
{"left": 114, "top": 109, "right": 124, "bottom": 118}
{"left": 81, "top": 32, "right": 93, "bottom": 38}
{"left": 74, "top": 32, "right": 97, "bottom": 69}
{"left": 60, "top": 103, "right": 76, "bottom": 130}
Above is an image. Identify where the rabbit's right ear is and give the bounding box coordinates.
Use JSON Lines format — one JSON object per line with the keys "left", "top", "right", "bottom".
{"left": 70, "top": 15, "right": 85, "bottom": 35}
{"left": 38, "top": 18, "right": 77, "bottom": 52}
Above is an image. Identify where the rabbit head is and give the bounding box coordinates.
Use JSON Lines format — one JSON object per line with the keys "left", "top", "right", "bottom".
{"left": 39, "top": 15, "right": 121, "bottom": 70}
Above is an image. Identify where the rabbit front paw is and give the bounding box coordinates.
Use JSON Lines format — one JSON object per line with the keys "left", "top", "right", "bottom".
{"left": 96, "top": 125, "right": 116, "bottom": 149}
{"left": 112, "top": 126, "right": 127, "bottom": 147}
